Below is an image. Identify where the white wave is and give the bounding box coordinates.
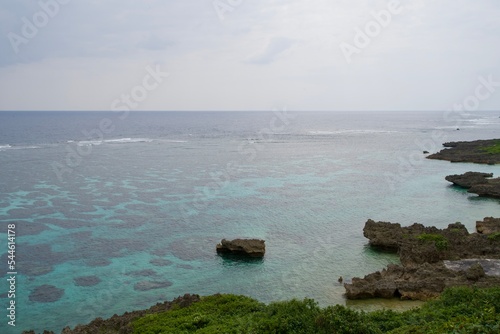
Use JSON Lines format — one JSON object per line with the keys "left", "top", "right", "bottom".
{"left": 104, "top": 138, "right": 153, "bottom": 144}
{"left": 0, "top": 144, "right": 41, "bottom": 151}
{"left": 76, "top": 140, "right": 103, "bottom": 146}
{"left": 74, "top": 138, "right": 153, "bottom": 146}
{"left": 308, "top": 131, "right": 336, "bottom": 135}
{"left": 163, "top": 140, "right": 188, "bottom": 143}
{"left": 466, "top": 117, "right": 499, "bottom": 125}
{"left": 307, "top": 129, "right": 398, "bottom": 135}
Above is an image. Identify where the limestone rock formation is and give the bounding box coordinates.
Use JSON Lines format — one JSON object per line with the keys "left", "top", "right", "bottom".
{"left": 345, "top": 262, "right": 500, "bottom": 300}
{"left": 445, "top": 171, "right": 493, "bottom": 188}
{"left": 427, "top": 139, "right": 500, "bottom": 164}
{"left": 216, "top": 239, "right": 265, "bottom": 257}
{"left": 476, "top": 217, "right": 500, "bottom": 234}
{"left": 345, "top": 219, "right": 500, "bottom": 300}
{"left": 445, "top": 172, "right": 500, "bottom": 198}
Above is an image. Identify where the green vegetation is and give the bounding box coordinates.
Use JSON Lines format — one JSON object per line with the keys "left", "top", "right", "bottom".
{"left": 488, "top": 232, "right": 500, "bottom": 241}
{"left": 132, "top": 287, "right": 500, "bottom": 333}
{"left": 416, "top": 233, "right": 449, "bottom": 251}
{"left": 482, "top": 141, "right": 500, "bottom": 154}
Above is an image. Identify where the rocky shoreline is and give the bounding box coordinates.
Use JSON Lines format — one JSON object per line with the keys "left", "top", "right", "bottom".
{"left": 426, "top": 139, "right": 500, "bottom": 164}
{"left": 344, "top": 218, "right": 500, "bottom": 300}
{"left": 23, "top": 294, "right": 201, "bottom": 334}
{"left": 445, "top": 171, "right": 500, "bottom": 198}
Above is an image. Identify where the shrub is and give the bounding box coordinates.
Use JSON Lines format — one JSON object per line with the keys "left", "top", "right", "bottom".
{"left": 131, "top": 288, "right": 500, "bottom": 334}
{"left": 487, "top": 232, "right": 500, "bottom": 241}
{"left": 417, "top": 234, "right": 448, "bottom": 250}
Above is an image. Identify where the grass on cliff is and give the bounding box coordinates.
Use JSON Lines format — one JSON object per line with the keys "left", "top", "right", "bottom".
{"left": 132, "top": 287, "right": 500, "bottom": 333}
{"left": 488, "top": 232, "right": 500, "bottom": 241}
{"left": 482, "top": 141, "right": 500, "bottom": 154}
{"left": 416, "top": 233, "right": 449, "bottom": 251}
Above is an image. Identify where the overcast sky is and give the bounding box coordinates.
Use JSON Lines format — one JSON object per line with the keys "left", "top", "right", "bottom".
{"left": 0, "top": 0, "right": 499, "bottom": 111}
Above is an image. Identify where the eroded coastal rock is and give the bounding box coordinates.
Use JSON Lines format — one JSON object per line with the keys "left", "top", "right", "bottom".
{"left": 427, "top": 139, "right": 500, "bottom": 164}
{"left": 345, "top": 262, "right": 500, "bottom": 300}
{"left": 476, "top": 217, "right": 500, "bottom": 234}
{"left": 345, "top": 219, "right": 500, "bottom": 300}
{"left": 445, "top": 171, "right": 493, "bottom": 188}
{"left": 445, "top": 172, "right": 500, "bottom": 198}
{"left": 216, "top": 239, "right": 265, "bottom": 257}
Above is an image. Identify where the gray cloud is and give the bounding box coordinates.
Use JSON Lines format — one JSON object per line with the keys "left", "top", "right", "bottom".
{"left": 0, "top": 0, "right": 499, "bottom": 111}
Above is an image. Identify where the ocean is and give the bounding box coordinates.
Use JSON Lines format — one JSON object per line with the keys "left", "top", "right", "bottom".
{"left": 1, "top": 110, "right": 499, "bottom": 332}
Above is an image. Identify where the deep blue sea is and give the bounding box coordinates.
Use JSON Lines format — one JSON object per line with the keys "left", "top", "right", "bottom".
{"left": 1, "top": 110, "right": 499, "bottom": 332}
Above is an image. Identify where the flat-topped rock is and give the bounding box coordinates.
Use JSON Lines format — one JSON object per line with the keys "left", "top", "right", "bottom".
{"left": 216, "top": 239, "right": 265, "bottom": 257}
{"left": 427, "top": 139, "right": 500, "bottom": 164}
{"left": 445, "top": 171, "right": 493, "bottom": 188}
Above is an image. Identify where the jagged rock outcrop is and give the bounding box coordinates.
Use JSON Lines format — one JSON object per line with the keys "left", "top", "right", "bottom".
{"left": 362, "top": 219, "right": 489, "bottom": 266}
{"left": 477, "top": 217, "right": 500, "bottom": 234}
{"left": 445, "top": 172, "right": 500, "bottom": 198}
{"left": 345, "top": 262, "right": 500, "bottom": 300}
{"left": 216, "top": 239, "right": 265, "bottom": 257}
{"left": 469, "top": 180, "right": 500, "bottom": 198}
{"left": 427, "top": 139, "right": 500, "bottom": 164}
{"left": 445, "top": 171, "right": 493, "bottom": 188}
{"left": 346, "top": 219, "right": 500, "bottom": 300}
{"left": 363, "top": 220, "right": 402, "bottom": 251}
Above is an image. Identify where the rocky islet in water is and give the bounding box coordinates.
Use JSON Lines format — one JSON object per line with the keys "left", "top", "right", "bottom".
{"left": 427, "top": 138, "right": 500, "bottom": 164}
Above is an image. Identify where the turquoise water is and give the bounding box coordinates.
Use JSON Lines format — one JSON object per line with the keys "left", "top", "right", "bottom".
{"left": 0, "top": 111, "right": 499, "bottom": 332}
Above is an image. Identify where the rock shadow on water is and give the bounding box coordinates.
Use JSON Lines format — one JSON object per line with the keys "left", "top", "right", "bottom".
{"left": 218, "top": 253, "right": 265, "bottom": 266}
{"left": 362, "top": 244, "right": 401, "bottom": 257}
{"left": 29, "top": 285, "right": 64, "bottom": 303}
